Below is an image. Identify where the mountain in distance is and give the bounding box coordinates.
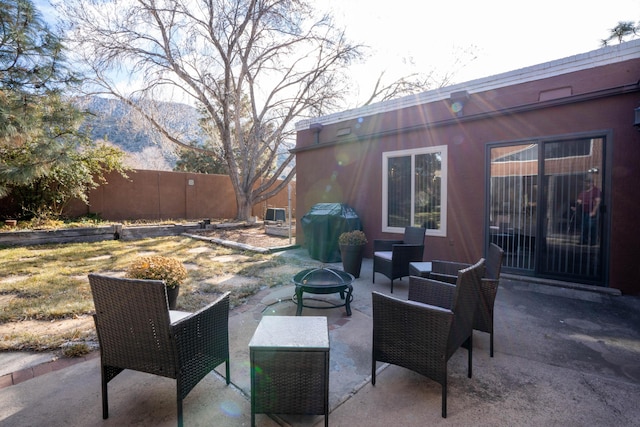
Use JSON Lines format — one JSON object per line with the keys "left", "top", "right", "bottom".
{"left": 78, "top": 96, "right": 294, "bottom": 177}
{"left": 78, "top": 96, "right": 204, "bottom": 170}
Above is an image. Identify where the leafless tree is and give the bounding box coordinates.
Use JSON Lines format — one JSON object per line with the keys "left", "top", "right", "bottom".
{"left": 57, "top": 0, "right": 363, "bottom": 220}
{"left": 132, "top": 146, "right": 173, "bottom": 171}
{"left": 359, "top": 47, "right": 477, "bottom": 107}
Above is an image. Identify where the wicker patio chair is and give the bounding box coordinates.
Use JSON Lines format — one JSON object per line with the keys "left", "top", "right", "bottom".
{"left": 372, "top": 226, "right": 425, "bottom": 292}
{"left": 428, "top": 243, "right": 504, "bottom": 356}
{"left": 88, "top": 274, "right": 230, "bottom": 427}
{"left": 372, "top": 258, "right": 485, "bottom": 418}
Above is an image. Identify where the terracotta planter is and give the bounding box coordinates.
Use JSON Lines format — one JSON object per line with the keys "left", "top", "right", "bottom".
{"left": 340, "top": 244, "right": 365, "bottom": 278}
{"left": 167, "top": 285, "right": 180, "bottom": 310}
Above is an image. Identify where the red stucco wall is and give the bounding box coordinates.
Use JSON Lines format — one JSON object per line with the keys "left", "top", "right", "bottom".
{"left": 295, "top": 57, "right": 640, "bottom": 294}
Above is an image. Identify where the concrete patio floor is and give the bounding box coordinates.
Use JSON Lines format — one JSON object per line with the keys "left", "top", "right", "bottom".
{"left": 1, "top": 248, "right": 639, "bottom": 426}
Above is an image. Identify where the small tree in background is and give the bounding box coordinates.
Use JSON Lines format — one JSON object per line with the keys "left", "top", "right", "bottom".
{"left": 601, "top": 21, "right": 639, "bottom": 46}
{"left": 0, "top": 0, "right": 128, "bottom": 219}
{"left": 174, "top": 143, "right": 228, "bottom": 175}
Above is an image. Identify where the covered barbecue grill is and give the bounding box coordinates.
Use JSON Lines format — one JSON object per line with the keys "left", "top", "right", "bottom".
{"left": 300, "top": 203, "right": 361, "bottom": 262}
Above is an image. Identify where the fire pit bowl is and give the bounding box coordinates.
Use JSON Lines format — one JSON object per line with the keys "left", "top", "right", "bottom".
{"left": 291, "top": 268, "right": 354, "bottom": 316}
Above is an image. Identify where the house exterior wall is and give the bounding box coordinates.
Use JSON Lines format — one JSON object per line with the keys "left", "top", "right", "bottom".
{"left": 64, "top": 169, "right": 296, "bottom": 221}
{"left": 294, "top": 41, "right": 640, "bottom": 294}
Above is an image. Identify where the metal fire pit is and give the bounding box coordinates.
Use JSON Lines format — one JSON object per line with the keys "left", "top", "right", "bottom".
{"left": 291, "top": 267, "right": 354, "bottom": 316}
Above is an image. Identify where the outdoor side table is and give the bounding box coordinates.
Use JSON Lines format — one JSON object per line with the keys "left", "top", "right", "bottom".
{"left": 249, "top": 316, "right": 330, "bottom": 427}
{"left": 409, "top": 261, "right": 432, "bottom": 277}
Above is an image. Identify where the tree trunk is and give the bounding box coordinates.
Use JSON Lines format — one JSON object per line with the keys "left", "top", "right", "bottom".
{"left": 236, "top": 192, "right": 253, "bottom": 221}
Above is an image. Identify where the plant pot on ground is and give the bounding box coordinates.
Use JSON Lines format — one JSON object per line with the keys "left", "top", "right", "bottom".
{"left": 125, "top": 255, "right": 187, "bottom": 310}
{"left": 338, "top": 230, "right": 367, "bottom": 278}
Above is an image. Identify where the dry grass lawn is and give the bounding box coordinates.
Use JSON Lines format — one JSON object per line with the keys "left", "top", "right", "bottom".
{"left": 0, "top": 229, "right": 308, "bottom": 357}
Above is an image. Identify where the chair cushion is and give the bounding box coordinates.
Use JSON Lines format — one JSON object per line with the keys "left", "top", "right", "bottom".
{"left": 374, "top": 251, "right": 393, "bottom": 261}
{"left": 169, "top": 310, "right": 192, "bottom": 324}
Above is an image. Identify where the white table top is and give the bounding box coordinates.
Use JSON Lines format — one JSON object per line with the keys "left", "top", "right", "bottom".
{"left": 249, "top": 316, "right": 329, "bottom": 350}
{"left": 410, "top": 261, "right": 432, "bottom": 268}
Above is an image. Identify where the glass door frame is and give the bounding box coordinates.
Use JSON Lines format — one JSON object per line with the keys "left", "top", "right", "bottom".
{"left": 484, "top": 131, "right": 612, "bottom": 287}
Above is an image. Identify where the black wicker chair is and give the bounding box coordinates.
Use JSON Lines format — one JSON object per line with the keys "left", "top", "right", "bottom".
{"left": 372, "top": 226, "right": 425, "bottom": 292}
{"left": 428, "top": 243, "right": 504, "bottom": 356}
{"left": 371, "top": 258, "right": 485, "bottom": 418}
{"left": 88, "top": 274, "right": 230, "bottom": 427}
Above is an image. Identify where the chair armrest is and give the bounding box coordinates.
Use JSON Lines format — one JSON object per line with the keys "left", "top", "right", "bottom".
{"left": 408, "top": 276, "right": 456, "bottom": 309}
{"left": 431, "top": 260, "right": 471, "bottom": 276}
{"left": 172, "top": 292, "right": 230, "bottom": 360}
{"left": 429, "top": 260, "right": 471, "bottom": 284}
{"left": 373, "top": 239, "right": 403, "bottom": 251}
{"left": 391, "top": 244, "right": 424, "bottom": 264}
{"left": 427, "top": 272, "right": 458, "bottom": 284}
{"left": 480, "top": 278, "right": 499, "bottom": 303}
{"left": 373, "top": 291, "right": 452, "bottom": 318}
{"left": 372, "top": 291, "right": 453, "bottom": 359}
{"left": 171, "top": 291, "right": 230, "bottom": 326}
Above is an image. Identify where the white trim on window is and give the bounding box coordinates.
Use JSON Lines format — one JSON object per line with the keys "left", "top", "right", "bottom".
{"left": 382, "top": 145, "right": 447, "bottom": 237}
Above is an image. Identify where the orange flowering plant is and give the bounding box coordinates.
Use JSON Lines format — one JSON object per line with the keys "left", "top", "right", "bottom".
{"left": 338, "top": 230, "right": 367, "bottom": 245}
{"left": 125, "top": 255, "right": 187, "bottom": 289}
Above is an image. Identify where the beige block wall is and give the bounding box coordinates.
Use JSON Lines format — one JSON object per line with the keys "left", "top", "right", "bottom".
{"left": 65, "top": 169, "right": 296, "bottom": 221}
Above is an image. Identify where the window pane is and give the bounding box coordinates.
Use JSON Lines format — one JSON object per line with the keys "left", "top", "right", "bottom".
{"left": 415, "top": 152, "right": 442, "bottom": 229}
{"left": 543, "top": 137, "right": 604, "bottom": 279}
{"left": 489, "top": 143, "right": 537, "bottom": 270}
{"left": 387, "top": 156, "right": 411, "bottom": 227}
{"left": 383, "top": 145, "right": 447, "bottom": 235}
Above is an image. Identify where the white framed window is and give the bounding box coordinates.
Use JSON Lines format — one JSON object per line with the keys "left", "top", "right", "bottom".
{"left": 382, "top": 145, "right": 447, "bottom": 236}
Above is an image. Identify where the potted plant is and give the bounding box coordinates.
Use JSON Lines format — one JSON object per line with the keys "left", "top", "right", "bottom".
{"left": 125, "top": 255, "right": 187, "bottom": 309}
{"left": 338, "top": 230, "right": 367, "bottom": 278}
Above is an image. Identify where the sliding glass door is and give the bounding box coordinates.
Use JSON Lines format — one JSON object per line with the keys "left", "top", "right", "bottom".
{"left": 488, "top": 136, "right": 607, "bottom": 285}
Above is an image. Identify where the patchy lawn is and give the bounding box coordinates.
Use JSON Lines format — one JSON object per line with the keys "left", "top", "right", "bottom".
{"left": 0, "top": 234, "right": 310, "bottom": 356}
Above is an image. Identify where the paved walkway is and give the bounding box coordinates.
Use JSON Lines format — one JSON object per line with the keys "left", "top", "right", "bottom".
{"left": 1, "top": 249, "right": 640, "bottom": 426}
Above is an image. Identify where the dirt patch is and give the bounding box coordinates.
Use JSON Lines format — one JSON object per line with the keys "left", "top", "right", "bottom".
{"left": 202, "top": 274, "right": 262, "bottom": 288}
{"left": 214, "top": 254, "right": 252, "bottom": 263}
{"left": 0, "top": 317, "right": 94, "bottom": 336}
{"left": 0, "top": 316, "right": 96, "bottom": 349}
{"left": 0, "top": 294, "right": 16, "bottom": 307}
{"left": 195, "top": 225, "right": 296, "bottom": 249}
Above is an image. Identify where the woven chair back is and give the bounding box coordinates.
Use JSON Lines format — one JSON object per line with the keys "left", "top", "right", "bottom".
{"left": 447, "top": 258, "right": 485, "bottom": 356}
{"left": 403, "top": 226, "right": 426, "bottom": 245}
{"left": 485, "top": 243, "right": 504, "bottom": 280}
{"left": 89, "top": 274, "right": 177, "bottom": 377}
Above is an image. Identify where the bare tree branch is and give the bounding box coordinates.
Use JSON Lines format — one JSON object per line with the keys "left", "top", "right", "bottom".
{"left": 59, "top": 0, "right": 363, "bottom": 219}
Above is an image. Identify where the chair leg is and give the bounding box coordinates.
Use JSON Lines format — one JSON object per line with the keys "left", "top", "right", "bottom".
{"left": 442, "top": 380, "right": 447, "bottom": 418}
{"left": 101, "top": 376, "right": 109, "bottom": 419}
{"left": 490, "top": 330, "right": 494, "bottom": 357}
{"left": 177, "top": 397, "right": 183, "bottom": 427}
{"left": 390, "top": 279, "right": 394, "bottom": 293}
{"left": 225, "top": 358, "right": 231, "bottom": 384}
{"left": 371, "top": 358, "right": 377, "bottom": 385}
{"left": 467, "top": 335, "right": 473, "bottom": 378}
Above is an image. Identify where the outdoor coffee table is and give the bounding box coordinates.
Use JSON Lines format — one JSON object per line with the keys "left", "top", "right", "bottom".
{"left": 292, "top": 267, "right": 354, "bottom": 316}
{"left": 249, "top": 316, "right": 329, "bottom": 427}
{"left": 409, "top": 261, "right": 432, "bottom": 277}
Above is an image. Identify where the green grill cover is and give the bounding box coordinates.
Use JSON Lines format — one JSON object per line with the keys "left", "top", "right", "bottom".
{"left": 301, "top": 203, "right": 362, "bottom": 262}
